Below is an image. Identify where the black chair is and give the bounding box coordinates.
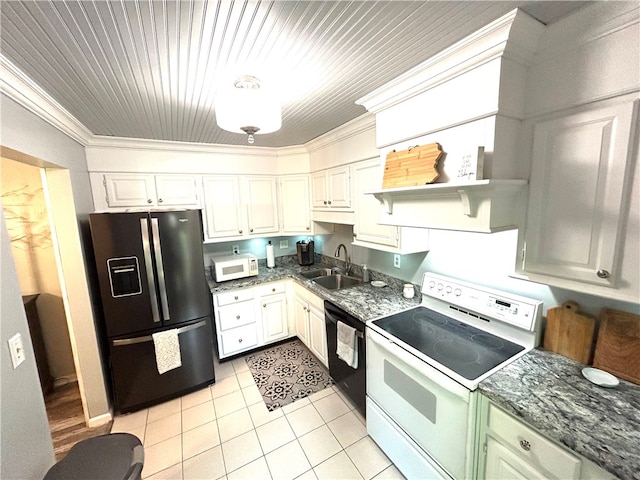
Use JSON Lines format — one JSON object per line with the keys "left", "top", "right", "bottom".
{"left": 44, "top": 433, "right": 144, "bottom": 480}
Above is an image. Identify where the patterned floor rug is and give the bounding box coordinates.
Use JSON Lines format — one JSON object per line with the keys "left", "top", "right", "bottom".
{"left": 245, "top": 339, "right": 334, "bottom": 411}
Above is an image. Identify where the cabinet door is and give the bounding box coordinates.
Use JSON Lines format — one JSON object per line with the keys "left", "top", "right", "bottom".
{"left": 244, "top": 177, "right": 279, "bottom": 235}
{"left": 202, "top": 176, "right": 244, "bottom": 240}
{"left": 261, "top": 292, "right": 288, "bottom": 344}
{"left": 293, "top": 296, "right": 310, "bottom": 345}
{"left": 311, "top": 172, "right": 329, "bottom": 208}
{"left": 308, "top": 304, "right": 328, "bottom": 367}
{"left": 280, "top": 175, "right": 312, "bottom": 234}
{"left": 523, "top": 102, "right": 636, "bottom": 287}
{"left": 104, "top": 174, "right": 157, "bottom": 207}
{"left": 155, "top": 175, "right": 199, "bottom": 206}
{"left": 352, "top": 159, "right": 398, "bottom": 248}
{"left": 328, "top": 166, "right": 351, "bottom": 208}
{"left": 484, "top": 437, "right": 546, "bottom": 480}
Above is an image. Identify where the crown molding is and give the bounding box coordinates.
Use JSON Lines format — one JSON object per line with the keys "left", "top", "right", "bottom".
{"left": 356, "top": 8, "right": 545, "bottom": 114}
{"left": 0, "top": 54, "right": 94, "bottom": 146}
{"left": 304, "top": 113, "right": 375, "bottom": 154}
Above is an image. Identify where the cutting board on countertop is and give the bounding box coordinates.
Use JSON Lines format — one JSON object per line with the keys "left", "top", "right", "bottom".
{"left": 593, "top": 308, "right": 640, "bottom": 385}
{"left": 382, "top": 143, "right": 443, "bottom": 188}
{"left": 543, "top": 301, "right": 595, "bottom": 364}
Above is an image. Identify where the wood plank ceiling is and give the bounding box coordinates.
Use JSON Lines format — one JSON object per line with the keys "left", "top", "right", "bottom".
{"left": 0, "top": 1, "right": 589, "bottom": 147}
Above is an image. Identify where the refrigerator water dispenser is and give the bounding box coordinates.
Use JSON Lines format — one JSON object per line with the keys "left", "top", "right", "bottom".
{"left": 108, "top": 257, "right": 142, "bottom": 297}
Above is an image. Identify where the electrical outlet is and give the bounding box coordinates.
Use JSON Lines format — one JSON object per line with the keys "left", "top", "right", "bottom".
{"left": 393, "top": 254, "right": 401, "bottom": 268}
{"left": 232, "top": 245, "right": 240, "bottom": 254}
{"left": 8, "top": 333, "right": 25, "bottom": 369}
{"left": 279, "top": 240, "right": 288, "bottom": 249}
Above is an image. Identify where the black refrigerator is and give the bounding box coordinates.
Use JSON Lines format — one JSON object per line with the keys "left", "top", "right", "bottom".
{"left": 89, "top": 210, "right": 215, "bottom": 413}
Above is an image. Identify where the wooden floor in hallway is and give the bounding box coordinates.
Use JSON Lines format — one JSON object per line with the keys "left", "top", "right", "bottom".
{"left": 44, "top": 382, "right": 112, "bottom": 460}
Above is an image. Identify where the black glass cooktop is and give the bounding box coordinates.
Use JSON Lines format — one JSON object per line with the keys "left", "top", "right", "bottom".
{"left": 372, "top": 306, "right": 524, "bottom": 380}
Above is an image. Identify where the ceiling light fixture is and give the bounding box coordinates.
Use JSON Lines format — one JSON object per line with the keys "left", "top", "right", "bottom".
{"left": 215, "top": 75, "right": 281, "bottom": 144}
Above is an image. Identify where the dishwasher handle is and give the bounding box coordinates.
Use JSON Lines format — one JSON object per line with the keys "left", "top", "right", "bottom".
{"left": 325, "top": 303, "right": 364, "bottom": 338}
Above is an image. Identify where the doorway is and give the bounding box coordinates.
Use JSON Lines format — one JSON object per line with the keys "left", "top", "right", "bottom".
{"left": 1, "top": 156, "right": 111, "bottom": 458}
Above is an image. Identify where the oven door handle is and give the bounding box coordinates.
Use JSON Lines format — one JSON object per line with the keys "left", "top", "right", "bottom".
{"left": 367, "top": 329, "right": 471, "bottom": 401}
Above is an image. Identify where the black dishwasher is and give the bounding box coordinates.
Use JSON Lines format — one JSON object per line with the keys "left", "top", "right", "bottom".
{"left": 325, "top": 300, "right": 366, "bottom": 417}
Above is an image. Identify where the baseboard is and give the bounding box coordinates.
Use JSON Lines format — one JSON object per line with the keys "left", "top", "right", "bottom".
{"left": 53, "top": 373, "right": 78, "bottom": 388}
{"left": 88, "top": 411, "right": 113, "bottom": 429}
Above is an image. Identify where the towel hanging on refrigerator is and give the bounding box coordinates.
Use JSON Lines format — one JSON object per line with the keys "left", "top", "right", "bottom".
{"left": 336, "top": 321, "right": 358, "bottom": 369}
{"left": 152, "top": 329, "right": 182, "bottom": 374}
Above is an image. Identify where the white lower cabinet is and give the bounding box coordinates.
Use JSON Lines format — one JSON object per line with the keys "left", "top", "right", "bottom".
{"left": 292, "top": 282, "right": 328, "bottom": 367}
{"left": 477, "top": 396, "right": 615, "bottom": 480}
{"left": 257, "top": 283, "right": 289, "bottom": 345}
{"left": 214, "top": 288, "right": 258, "bottom": 359}
{"left": 214, "top": 281, "right": 290, "bottom": 359}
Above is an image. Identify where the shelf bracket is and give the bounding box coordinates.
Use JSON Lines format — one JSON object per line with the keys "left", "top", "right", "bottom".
{"left": 457, "top": 189, "right": 477, "bottom": 217}
{"left": 373, "top": 192, "right": 394, "bottom": 215}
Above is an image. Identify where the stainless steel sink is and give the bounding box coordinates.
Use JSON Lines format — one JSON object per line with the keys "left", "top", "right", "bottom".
{"left": 313, "top": 274, "right": 363, "bottom": 290}
{"left": 300, "top": 268, "right": 333, "bottom": 279}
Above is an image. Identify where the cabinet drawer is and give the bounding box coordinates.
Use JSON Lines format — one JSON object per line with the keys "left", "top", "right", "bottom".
{"left": 216, "top": 288, "right": 254, "bottom": 307}
{"left": 488, "top": 403, "right": 581, "bottom": 479}
{"left": 256, "top": 282, "right": 286, "bottom": 297}
{"left": 220, "top": 324, "right": 258, "bottom": 357}
{"left": 217, "top": 301, "right": 256, "bottom": 331}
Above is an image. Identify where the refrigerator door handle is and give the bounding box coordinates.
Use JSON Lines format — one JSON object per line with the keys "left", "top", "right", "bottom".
{"left": 151, "top": 217, "right": 171, "bottom": 321}
{"left": 140, "top": 218, "right": 161, "bottom": 323}
{"left": 111, "top": 320, "right": 208, "bottom": 346}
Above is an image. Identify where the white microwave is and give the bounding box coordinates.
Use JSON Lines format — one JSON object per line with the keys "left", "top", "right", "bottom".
{"left": 211, "top": 253, "right": 259, "bottom": 282}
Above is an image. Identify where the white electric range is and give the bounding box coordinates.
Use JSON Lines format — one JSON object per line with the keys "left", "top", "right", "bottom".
{"left": 366, "top": 272, "right": 543, "bottom": 480}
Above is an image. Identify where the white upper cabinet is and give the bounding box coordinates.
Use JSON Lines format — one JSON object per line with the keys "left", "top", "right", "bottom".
{"left": 311, "top": 166, "right": 351, "bottom": 209}
{"left": 100, "top": 173, "right": 199, "bottom": 209}
{"left": 279, "top": 175, "right": 312, "bottom": 235}
{"left": 201, "top": 175, "right": 279, "bottom": 241}
{"left": 352, "top": 158, "right": 429, "bottom": 253}
{"left": 519, "top": 99, "right": 638, "bottom": 297}
{"left": 202, "top": 176, "right": 244, "bottom": 240}
{"left": 244, "top": 176, "right": 279, "bottom": 235}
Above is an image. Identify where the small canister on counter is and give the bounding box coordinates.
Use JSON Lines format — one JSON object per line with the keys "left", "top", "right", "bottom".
{"left": 403, "top": 283, "right": 415, "bottom": 299}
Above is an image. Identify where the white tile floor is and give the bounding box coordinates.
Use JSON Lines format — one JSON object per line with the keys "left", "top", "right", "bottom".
{"left": 110, "top": 355, "right": 405, "bottom": 480}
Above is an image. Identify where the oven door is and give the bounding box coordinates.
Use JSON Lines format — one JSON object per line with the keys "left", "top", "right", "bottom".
{"left": 366, "top": 328, "right": 478, "bottom": 480}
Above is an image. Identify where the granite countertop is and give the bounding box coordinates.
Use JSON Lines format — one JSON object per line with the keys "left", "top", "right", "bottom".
{"left": 208, "top": 257, "right": 421, "bottom": 323}
{"left": 479, "top": 349, "right": 640, "bottom": 480}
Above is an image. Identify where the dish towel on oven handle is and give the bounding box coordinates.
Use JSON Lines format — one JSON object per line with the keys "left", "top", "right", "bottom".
{"left": 152, "top": 329, "right": 182, "bottom": 374}
{"left": 336, "top": 321, "right": 358, "bottom": 369}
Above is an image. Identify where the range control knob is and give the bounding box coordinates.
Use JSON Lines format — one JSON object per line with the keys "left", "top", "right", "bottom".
{"left": 437, "top": 283, "right": 444, "bottom": 291}
{"left": 429, "top": 281, "right": 436, "bottom": 289}
{"left": 454, "top": 288, "right": 462, "bottom": 296}
{"left": 445, "top": 286, "right": 453, "bottom": 294}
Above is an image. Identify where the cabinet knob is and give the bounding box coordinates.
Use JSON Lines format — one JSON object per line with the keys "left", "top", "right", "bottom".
{"left": 272, "top": 288, "right": 276, "bottom": 292}
{"left": 353, "top": 233, "right": 357, "bottom": 238}
{"left": 158, "top": 198, "right": 163, "bottom": 203}
{"left": 306, "top": 226, "right": 310, "bottom": 230}
{"left": 263, "top": 304, "right": 267, "bottom": 308}
{"left": 147, "top": 199, "right": 152, "bottom": 204}
{"left": 250, "top": 228, "right": 254, "bottom": 233}
{"left": 323, "top": 200, "right": 328, "bottom": 205}
{"left": 236, "top": 315, "right": 240, "bottom": 320}
{"left": 234, "top": 296, "right": 238, "bottom": 300}
{"left": 328, "top": 200, "right": 332, "bottom": 205}
{"left": 239, "top": 229, "right": 243, "bottom": 234}
{"left": 238, "top": 338, "right": 243, "bottom": 343}
{"left": 519, "top": 439, "right": 531, "bottom": 451}
{"left": 597, "top": 269, "right": 611, "bottom": 279}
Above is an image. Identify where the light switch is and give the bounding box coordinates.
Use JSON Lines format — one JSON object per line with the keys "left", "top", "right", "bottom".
{"left": 8, "top": 333, "right": 26, "bottom": 369}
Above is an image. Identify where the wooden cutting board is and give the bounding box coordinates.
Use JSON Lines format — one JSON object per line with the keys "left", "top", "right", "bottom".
{"left": 593, "top": 308, "right": 640, "bottom": 385}
{"left": 543, "top": 301, "right": 595, "bottom": 364}
{"left": 382, "top": 143, "right": 443, "bottom": 189}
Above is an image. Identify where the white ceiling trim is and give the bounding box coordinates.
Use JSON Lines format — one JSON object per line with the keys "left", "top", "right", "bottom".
{"left": 1, "top": 54, "right": 94, "bottom": 146}
{"left": 3, "top": 53, "right": 369, "bottom": 160}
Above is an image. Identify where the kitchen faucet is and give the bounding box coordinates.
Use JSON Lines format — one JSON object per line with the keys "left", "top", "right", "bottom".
{"left": 334, "top": 243, "right": 350, "bottom": 275}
